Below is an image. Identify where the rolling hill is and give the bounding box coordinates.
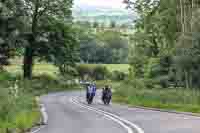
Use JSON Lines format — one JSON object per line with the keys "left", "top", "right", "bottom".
{"left": 72, "top": 5, "right": 137, "bottom": 25}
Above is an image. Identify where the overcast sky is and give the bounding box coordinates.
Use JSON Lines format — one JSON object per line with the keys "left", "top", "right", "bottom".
{"left": 74, "top": 0, "right": 126, "bottom": 9}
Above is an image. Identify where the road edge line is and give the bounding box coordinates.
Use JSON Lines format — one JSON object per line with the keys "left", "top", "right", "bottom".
{"left": 29, "top": 99, "right": 48, "bottom": 133}
{"left": 123, "top": 105, "right": 200, "bottom": 118}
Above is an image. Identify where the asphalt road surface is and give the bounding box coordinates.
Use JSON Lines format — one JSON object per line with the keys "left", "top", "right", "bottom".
{"left": 36, "top": 91, "right": 200, "bottom": 133}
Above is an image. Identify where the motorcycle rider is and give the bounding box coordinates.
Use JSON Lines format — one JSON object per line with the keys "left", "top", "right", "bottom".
{"left": 86, "top": 82, "right": 96, "bottom": 103}
{"left": 102, "top": 85, "right": 112, "bottom": 103}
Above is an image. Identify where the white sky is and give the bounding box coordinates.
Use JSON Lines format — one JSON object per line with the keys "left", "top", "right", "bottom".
{"left": 74, "top": 0, "right": 126, "bottom": 9}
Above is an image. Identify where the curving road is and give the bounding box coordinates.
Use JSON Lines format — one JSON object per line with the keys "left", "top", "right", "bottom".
{"left": 35, "top": 91, "right": 200, "bottom": 133}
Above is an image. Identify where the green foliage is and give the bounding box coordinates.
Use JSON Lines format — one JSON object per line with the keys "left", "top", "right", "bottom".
{"left": 0, "top": 0, "right": 21, "bottom": 69}
{"left": 39, "top": 21, "right": 80, "bottom": 76}
{"left": 0, "top": 0, "right": 78, "bottom": 79}
{"left": 0, "top": 71, "right": 40, "bottom": 132}
{"left": 14, "top": 111, "right": 40, "bottom": 132}
{"left": 113, "top": 81, "right": 200, "bottom": 113}
{"left": 127, "top": 0, "right": 193, "bottom": 89}
{"left": 0, "top": 70, "right": 81, "bottom": 132}
{"left": 110, "top": 71, "right": 127, "bottom": 81}
{"left": 93, "top": 21, "right": 99, "bottom": 28}
{"left": 110, "top": 21, "right": 117, "bottom": 28}
{"left": 129, "top": 55, "right": 148, "bottom": 78}
{"left": 77, "top": 64, "right": 109, "bottom": 80}
{"left": 78, "top": 27, "right": 129, "bottom": 64}
{"left": 59, "top": 66, "right": 79, "bottom": 78}
{"left": 93, "top": 66, "right": 109, "bottom": 80}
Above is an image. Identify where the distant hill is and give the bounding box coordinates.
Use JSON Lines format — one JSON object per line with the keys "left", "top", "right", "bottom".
{"left": 72, "top": 5, "right": 137, "bottom": 25}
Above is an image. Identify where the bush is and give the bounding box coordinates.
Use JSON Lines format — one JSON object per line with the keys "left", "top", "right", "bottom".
{"left": 154, "top": 75, "right": 170, "bottom": 88}
{"left": 110, "top": 70, "right": 127, "bottom": 81}
{"left": 92, "top": 65, "right": 109, "bottom": 80}
{"left": 77, "top": 64, "right": 109, "bottom": 80}
{"left": 59, "top": 65, "right": 78, "bottom": 78}
{"left": 143, "top": 78, "right": 155, "bottom": 89}
{"left": 77, "top": 64, "right": 93, "bottom": 79}
{"left": 0, "top": 71, "right": 15, "bottom": 81}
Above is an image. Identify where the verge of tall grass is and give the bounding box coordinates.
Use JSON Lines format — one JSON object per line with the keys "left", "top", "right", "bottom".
{"left": 0, "top": 70, "right": 83, "bottom": 133}
{"left": 113, "top": 79, "right": 200, "bottom": 113}
{"left": 0, "top": 71, "right": 41, "bottom": 133}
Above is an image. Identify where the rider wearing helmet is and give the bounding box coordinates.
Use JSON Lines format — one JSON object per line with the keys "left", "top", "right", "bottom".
{"left": 102, "top": 85, "right": 112, "bottom": 101}
{"left": 86, "top": 82, "right": 97, "bottom": 101}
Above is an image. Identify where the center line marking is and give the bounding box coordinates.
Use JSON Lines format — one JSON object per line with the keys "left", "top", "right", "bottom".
{"left": 70, "top": 97, "right": 144, "bottom": 133}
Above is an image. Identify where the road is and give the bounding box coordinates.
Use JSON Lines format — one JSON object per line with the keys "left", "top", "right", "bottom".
{"left": 36, "top": 91, "right": 200, "bottom": 133}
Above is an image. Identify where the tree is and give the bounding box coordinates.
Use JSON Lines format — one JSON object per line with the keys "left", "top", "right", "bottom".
{"left": 126, "top": 0, "right": 200, "bottom": 89}
{"left": 37, "top": 20, "right": 80, "bottom": 74}
{"left": 14, "top": 0, "right": 74, "bottom": 79}
{"left": 0, "top": 0, "right": 23, "bottom": 69}
{"left": 93, "top": 21, "right": 99, "bottom": 29}
{"left": 97, "top": 31, "right": 129, "bottom": 64}
{"left": 175, "top": 0, "right": 200, "bottom": 88}
{"left": 126, "top": 0, "right": 178, "bottom": 88}
{"left": 110, "top": 21, "right": 116, "bottom": 29}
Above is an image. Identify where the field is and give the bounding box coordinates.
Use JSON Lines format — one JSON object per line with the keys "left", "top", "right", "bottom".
{"left": 98, "top": 64, "right": 129, "bottom": 73}
{"left": 6, "top": 63, "right": 130, "bottom": 76}
{"left": 6, "top": 64, "right": 58, "bottom": 77}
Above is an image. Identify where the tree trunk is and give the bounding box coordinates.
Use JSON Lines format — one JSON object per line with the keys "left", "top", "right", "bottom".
{"left": 23, "top": 0, "right": 39, "bottom": 79}
{"left": 184, "top": 69, "right": 190, "bottom": 89}
{"left": 23, "top": 45, "right": 34, "bottom": 79}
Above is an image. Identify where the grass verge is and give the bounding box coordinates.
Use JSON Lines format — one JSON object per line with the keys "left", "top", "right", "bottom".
{"left": 113, "top": 81, "right": 200, "bottom": 114}
{"left": 0, "top": 70, "right": 81, "bottom": 133}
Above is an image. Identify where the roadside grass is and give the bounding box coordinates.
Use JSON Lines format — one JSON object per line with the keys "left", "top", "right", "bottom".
{"left": 14, "top": 111, "right": 41, "bottom": 132}
{"left": 113, "top": 82, "right": 200, "bottom": 113}
{"left": 0, "top": 70, "right": 81, "bottom": 133}
{"left": 0, "top": 71, "right": 41, "bottom": 133}
{"left": 78, "top": 64, "right": 130, "bottom": 73}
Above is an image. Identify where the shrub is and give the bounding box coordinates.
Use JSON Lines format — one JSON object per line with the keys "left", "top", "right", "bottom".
{"left": 0, "top": 71, "right": 14, "bottom": 81}
{"left": 143, "top": 78, "right": 155, "bottom": 89}
{"left": 154, "top": 75, "right": 170, "bottom": 88}
{"left": 110, "top": 70, "right": 127, "bottom": 81}
{"left": 76, "top": 64, "right": 93, "bottom": 79}
{"left": 92, "top": 65, "right": 109, "bottom": 80}
{"left": 77, "top": 64, "right": 109, "bottom": 80}
{"left": 59, "top": 65, "right": 78, "bottom": 78}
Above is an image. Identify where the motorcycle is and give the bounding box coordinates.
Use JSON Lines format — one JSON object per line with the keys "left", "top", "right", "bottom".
{"left": 102, "top": 92, "right": 111, "bottom": 105}
{"left": 87, "top": 93, "right": 94, "bottom": 104}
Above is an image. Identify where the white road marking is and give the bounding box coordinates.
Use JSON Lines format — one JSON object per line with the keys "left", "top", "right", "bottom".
{"left": 30, "top": 126, "right": 45, "bottom": 133}
{"left": 40, "top": 104, "right": 48, "bottom": 125}
{"left": 70, "top": 97, "right": 144, "bottom": 133}
{"left": 70, "top": 98, "right": 132, "bottom": 133}
{"left": 30, "top": 104, "right": 48, "bottom": 133}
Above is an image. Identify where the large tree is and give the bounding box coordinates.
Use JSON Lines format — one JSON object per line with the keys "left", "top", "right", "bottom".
{"left": 0, "top": 0, "right": 23, "bottom": 69}
{"left": 15, "top": 0, "right": 74, "bottom": 79}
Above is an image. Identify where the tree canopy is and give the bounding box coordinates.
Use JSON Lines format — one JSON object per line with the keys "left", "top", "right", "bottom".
{"left": 0, "top": 0, "right": 79, "bottom": 79}
{"left": 126, "top": 0, "right": 200, "bottom": 89}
